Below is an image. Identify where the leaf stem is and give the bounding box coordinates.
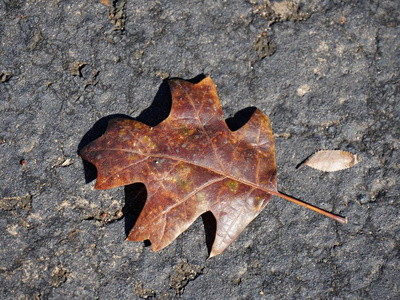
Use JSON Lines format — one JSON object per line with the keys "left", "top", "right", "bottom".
{"left": 271, "top": 191, "right": 348, "bottom": 224}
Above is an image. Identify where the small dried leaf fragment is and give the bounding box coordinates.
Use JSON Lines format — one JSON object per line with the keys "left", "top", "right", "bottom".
{"left": 298, "top": 150, "right": 359, "bottom": 172}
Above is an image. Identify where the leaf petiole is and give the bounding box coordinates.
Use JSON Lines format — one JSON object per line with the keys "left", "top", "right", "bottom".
{"left": 271, "top": 191, "right": 348, "bottom": 224}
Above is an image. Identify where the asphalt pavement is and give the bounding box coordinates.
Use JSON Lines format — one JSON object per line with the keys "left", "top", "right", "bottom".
{"left": 1, "top": 1, "right": 399, "bottom": 299}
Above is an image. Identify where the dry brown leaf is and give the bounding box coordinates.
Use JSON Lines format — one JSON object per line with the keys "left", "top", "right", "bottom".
{"left": 297, "top": 150, "right": 359, "bottom": 172}
{"left": 80, "top": 77, "right": 347, "bottom": 257}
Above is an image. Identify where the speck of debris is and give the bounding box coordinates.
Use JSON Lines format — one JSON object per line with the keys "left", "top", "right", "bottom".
{"left": 1, "top": 72, "right": 12, "bottom": 83}
{"left": 0, "top": 194, "right": 32, "bottom": 211}
{"left": 169, "top": 259, "right": 204, "bottom": 294}
{"left": 69, "top": 62, "right": 87, "bottom": 76}
{"left": 134, "top": 282, "right": 155, "bottom": 299}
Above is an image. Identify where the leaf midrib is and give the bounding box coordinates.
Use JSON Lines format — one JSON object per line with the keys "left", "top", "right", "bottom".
{"left": 88, "top": 147, "right": 277, "bottom": 196}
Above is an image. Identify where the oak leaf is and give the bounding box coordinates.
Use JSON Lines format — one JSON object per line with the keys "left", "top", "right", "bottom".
{"left": 79, "top": 77, "right": 346, "bottom": 257}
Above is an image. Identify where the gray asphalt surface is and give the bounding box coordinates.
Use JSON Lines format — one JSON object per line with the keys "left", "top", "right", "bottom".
{"left": 1, "top": 0, "right": 399, "bottom": 299}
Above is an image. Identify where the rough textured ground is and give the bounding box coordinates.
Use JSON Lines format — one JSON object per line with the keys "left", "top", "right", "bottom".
{"left": 1, "top": 0, "right": 399, "bottom": 299}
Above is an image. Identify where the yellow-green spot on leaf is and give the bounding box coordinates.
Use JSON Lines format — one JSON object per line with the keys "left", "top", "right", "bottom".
{"left": 178, "top": 165, "right": 192, "bottom": 177}
{"left": 150, "top": 141, "right": 157, "bottom": 150}
{"left": 118, "top": 128, "right": 127, "bottom": 136}
{"left": 253, "top": 195, "right": 263, "bottom": 209}
{"left": 128, "top": 154, "right": 138, "bottom": 161}
{"left": 196, "top": 192, "right": 208, "bottom": 210}
{"left": 143, "top": 136, "right": 154, "bottom": 148}
{"left": 176, "top": 165, "right": 193, "bottom": 192}
{"left": 177, "top": 178, "right": 193, "bottom": 192}
{"left": 197, "top": 192, "right": 205, "bottom": 203}
{"left": 225, "top": 180, "right": 239, "bottom": 193}
{"left": 180, "top": 126, "right": 196, "bottom": 137}
{"left": 180, "top": 126, "right": 190, "bottom": 136}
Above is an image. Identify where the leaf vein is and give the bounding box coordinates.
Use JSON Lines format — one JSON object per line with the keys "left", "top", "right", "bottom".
{"left": 85, "top": 148, "right": 277, "bottom": 195}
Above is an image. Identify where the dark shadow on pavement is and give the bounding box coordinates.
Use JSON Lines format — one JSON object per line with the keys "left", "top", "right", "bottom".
{"left": 201, "top": 211, "right": 217, "bottom": 256}
{"left": 123, "top": 183, "right": 147, "bottom": 237}
{"left": 225, "top": 106, "right": 257, "bottom": 131}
